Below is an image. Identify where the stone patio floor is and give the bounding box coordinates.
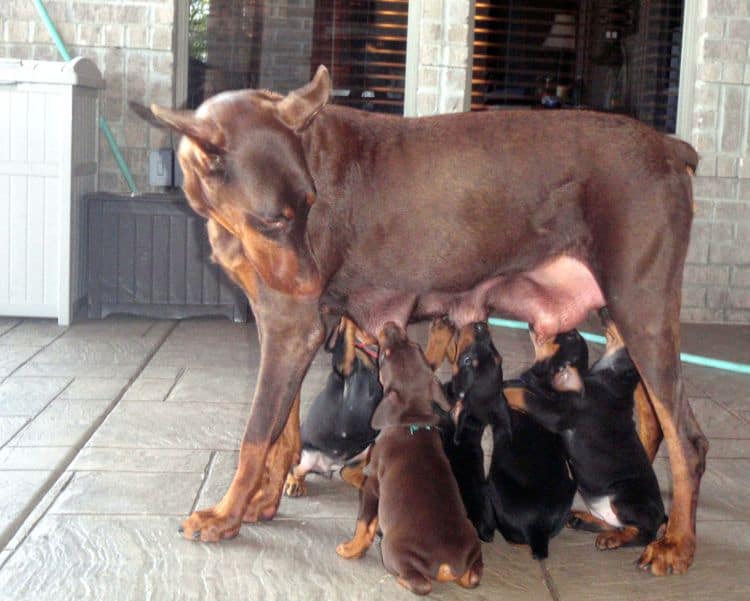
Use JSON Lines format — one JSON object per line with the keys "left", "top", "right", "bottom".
{"left": 0, "top": 315, "right": 748, "bottom": 600}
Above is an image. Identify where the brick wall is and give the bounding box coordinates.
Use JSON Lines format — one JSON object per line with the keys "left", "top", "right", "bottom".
{"left": 411, "top": 0, "right": 474, "bottom": 116}
{"left": 1, "top": 0, "right": 175, "bottom": 193}
{"left": 683, "top": 0, "right": 750, "bottom": 322}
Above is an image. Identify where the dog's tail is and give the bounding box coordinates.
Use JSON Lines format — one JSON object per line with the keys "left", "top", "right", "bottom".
{"left": 664, "top": 135, "right": 699, "bottom": 175}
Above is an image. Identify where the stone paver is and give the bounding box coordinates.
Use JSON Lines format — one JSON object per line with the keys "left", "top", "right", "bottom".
{"left": 87, "top": 401, "right": 248, "bottom": 450}
{"left": 51, "top": 471, "right": 203, "bottom": 515}
{"left": 10, "top": 400, "right": 112, "bottom": 447}
{"left": 0, "top": 377, "right": 71, "bottom": 417}
{"left": 0, "top": 316, "right": 748, "bottom": 600}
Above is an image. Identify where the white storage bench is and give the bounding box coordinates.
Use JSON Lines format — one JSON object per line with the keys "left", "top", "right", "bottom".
{"left": 0, "top": 58, "right": 103, "bottom": 325}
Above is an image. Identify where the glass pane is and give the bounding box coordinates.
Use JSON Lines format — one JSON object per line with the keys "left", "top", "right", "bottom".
{"left": 472, "top": 0, "right": 685, "bottom": 134}
{"left": 187, "top": 0, "right": 407, "bottom": 114}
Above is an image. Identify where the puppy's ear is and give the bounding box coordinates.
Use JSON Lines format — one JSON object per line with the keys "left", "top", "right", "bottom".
{"left": 430, "top": 377, "right": 451, "bottom": 412}
{"left": 277, "top": 65, "right": 331, "bottom": 131}
{"left": 370, "top": 390, "right": 401, "bottom": 430}
{"left": 552, "top": 365, "right": 584, "bottom": 393}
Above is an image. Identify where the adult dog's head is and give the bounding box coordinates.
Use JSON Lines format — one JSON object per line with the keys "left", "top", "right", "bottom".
{"left": 142, "top": 66, "right": 333, "bottom": 299}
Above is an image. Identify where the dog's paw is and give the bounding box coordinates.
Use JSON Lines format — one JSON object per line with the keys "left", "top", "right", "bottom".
{"left": 638, "top": 535, "right": 695, "bottom": 575}
{"left": 179, "top": 508, "right": 241, "bottom": 542}
{"left": 283, "top": 473, "right": 307, "bottom": 497}
{"left": 335, "top": 540, "right": 367, "bottom": 560}
{"left": 595, "top": 531, "right": 625, "bottom": 550}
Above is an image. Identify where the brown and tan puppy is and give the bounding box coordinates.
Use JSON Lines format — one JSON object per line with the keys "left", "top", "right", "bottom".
{"left": 336, "top": 322, "right": 483, "bottom": 596}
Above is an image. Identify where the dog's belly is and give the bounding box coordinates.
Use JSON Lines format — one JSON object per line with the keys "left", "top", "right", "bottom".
{"left": 416, "top": 255, "right": 605, "bottom": 339}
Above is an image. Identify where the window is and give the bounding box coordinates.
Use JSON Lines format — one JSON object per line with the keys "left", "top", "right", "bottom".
{"left": 472, "top": 0, "right": 685, "bottom": 133}
{"left": 186, "top": 0, "right": 408, "bottom": 114}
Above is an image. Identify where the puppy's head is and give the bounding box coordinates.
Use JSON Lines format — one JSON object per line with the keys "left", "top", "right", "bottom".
{"left": 451, "top": 323, "right": 510, "bottom": 438}
{"left": 371, "top": 322, "right": 449, "bottom": 430}
{"left": 528, "top": 329, "right": 589, "bottom": 394}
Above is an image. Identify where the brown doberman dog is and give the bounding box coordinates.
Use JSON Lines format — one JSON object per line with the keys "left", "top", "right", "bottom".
{"left": 336, "top": 322, "right": 482, "bottom": 595}
{"left": 145, "top": 65, "right": 706, "bottom": 574}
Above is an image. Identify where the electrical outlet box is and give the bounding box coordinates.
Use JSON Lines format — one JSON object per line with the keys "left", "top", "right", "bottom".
{"left": 149, "top": 148, "right": 174, "bottom": 187}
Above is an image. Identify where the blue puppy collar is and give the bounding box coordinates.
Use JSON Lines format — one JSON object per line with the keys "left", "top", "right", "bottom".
{"left": 407, "top": 423, "right": 440, "bottom": 436}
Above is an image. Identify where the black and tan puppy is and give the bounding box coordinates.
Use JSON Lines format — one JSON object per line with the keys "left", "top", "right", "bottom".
{"left": 505, "top": 323, "right": 666, "bottom": 551}
{"left": 424, "top": 317, "right": 497, "bottom": 543}
{"left": 452, "top": 322, "right": 575, "bottom": 559}
{"left": 337, "top": 322, "right": 482, "bottom": 596}
{"left": 285, "top": 317, "right": 382, "bottom": 496}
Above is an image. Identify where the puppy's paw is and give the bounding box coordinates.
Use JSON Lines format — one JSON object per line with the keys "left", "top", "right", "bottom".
{"left": 283, "top": 473, "right": 307, "bottom": 497}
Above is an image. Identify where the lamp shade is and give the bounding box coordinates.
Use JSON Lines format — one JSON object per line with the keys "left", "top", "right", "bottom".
{"left": 543, "top": 13, "right": 576, "bottom": 50}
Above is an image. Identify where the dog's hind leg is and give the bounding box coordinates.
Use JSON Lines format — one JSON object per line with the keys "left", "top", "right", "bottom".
{"left": 592, "top": 175, "right": 707, "bottom": 574}
{"left": 635, "top": 381, "right": 663, "bottom": 462}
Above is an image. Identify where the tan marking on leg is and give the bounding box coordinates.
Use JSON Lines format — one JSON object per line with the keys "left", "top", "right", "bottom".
{"left": 336, "top": 517, "right": 379, "bottom": 559}
{"left": 596, "top": 526, "right": 641, "bottom": 550}
{"left": 283, "top": 470, "right": 307, "bottom": 497}
{"left": 635, "top": 381, "right": 663, "bottom": 462}
{"left": 338, "top": 317, "right": 358, "bottom": 376}
{"left": 637, "top": 382, "right": 704, "bottom": 575}
{"left": 180, "top": 440, "right": 268, "bottom": 541}
{"left": 340, "top": 458, "right": 368, "bottom": 490}
{"left": 243, "top": 393, "right": 301, "bottom": 521}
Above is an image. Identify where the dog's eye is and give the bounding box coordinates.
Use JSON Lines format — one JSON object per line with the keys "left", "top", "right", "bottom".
{"left": 462, "top": 355, "right": 473, "bottom": 367}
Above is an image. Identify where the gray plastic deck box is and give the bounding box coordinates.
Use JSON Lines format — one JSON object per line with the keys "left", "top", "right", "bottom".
{"left": 87, "top": 193, "right": 248, "bottom": 322}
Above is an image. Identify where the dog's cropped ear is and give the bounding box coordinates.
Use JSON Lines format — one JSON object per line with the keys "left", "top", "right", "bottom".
{"left": 147, "top": 104, "right": 226, "bottom": 158}
{"left": 277, "top": 65, "right": 331, "bottom": 132}
{"left": 370, "top": 390, "right": 401, "bottom": 431}
{"left": 552, "top": 365, "right": 584, "bottom": 393}
{"left": 430, "top": 377, "right": 451, "bottom": 412}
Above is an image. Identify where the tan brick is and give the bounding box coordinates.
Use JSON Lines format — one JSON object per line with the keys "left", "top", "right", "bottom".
{"left": 706, "top": 287, "right": 729, "bottom": 309}
{"left": 726, "top": 18, "right": 750, "bottom": 38}
{"left": 6, "top": 21, "right": 29, "bottom": 43}
{"left": 694, "top": 82, "right": 719, "bottom": 109}
{"left": 727, "top": 309, "right": 750, "bottom": 322}
{"left": 695, "top": 155, "right": 717, "bottom": 177}
{"left": 150, "top": 26, "right": 172, "bottom": 51}
{"left": 739, "top": 180, "right": 750, "bottom": 200}
{"left": 126, "top": 25, "right": 148, "bottom": 49}
{"left": 693, "top": 109, "right": 717, "bottom": 129}
{"left": 32, "top": 45, "right": 58, "bottom": 61}
{"left": 154, "top": 4, "right": 175, "bottom": 24}
{"left": 709, "top": 239, "right": 750, "bottom": 264}
{"left": 733, "top": 266, "right": 750, "bottom": 286}
{"left": 702, "top": 17, "right": 725, "bottom": 36}
{"left": 728, "top": 288, "right": 750, "bottom": 309}
{"left": 739, "top": 157, "right": 750, "bottom": 178}
{"left": 103, "top": 24, "right": 124, "bottom": 48}
{"left": 422, "top": 0, "right": 442, "bottom": 20}
{"left": 682, "top": 285, "right": 708, "bottom": 307}
{"left": 697, "top": 61, "right": 722, "bottom": 82}
{"left": 703, "top": 39, "right": 747, "bottom": 61}
{"left": 680, "top": 306, "right": 725, "bottom": 322}
{"left": 694, "top": 176, "right": 738, "bottom": 199}
{"left": 417, "top": 91, "right": 438, "bottom": 116}
{"left": 693, "top": 132, "right": 717, "bottom": 153}
{"left": 419, "top": 67, "right": 439, "bottom": 88}
{"left": 150, "top": 54, "right": 173, "bottom": 78}
{"left": 684, "top": 264, "right": 731, "bottom": 286}
{"left": 717, "top": 156, "right": 738, "bottom": 177}
{"left": 722, "top": 62, "right": 745, "bottom": 83}
{"left": 448, "top": 23, "right": 468, "bottom": 44}
{"left": 720, "top": 86, "right": 744, "bottom": 152}
{"left": 76, "top": 23, "right": 103, "bottom": 47}
{"left": 707, "top": 0, "right": 750, "bottom": 18}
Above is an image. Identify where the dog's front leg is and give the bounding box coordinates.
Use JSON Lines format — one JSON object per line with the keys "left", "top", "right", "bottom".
{"left": 180, "top": 291, "right": 324, "bottom": 542}
{"left": 337, "top": 475, "right": 380, "bottom": 559}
